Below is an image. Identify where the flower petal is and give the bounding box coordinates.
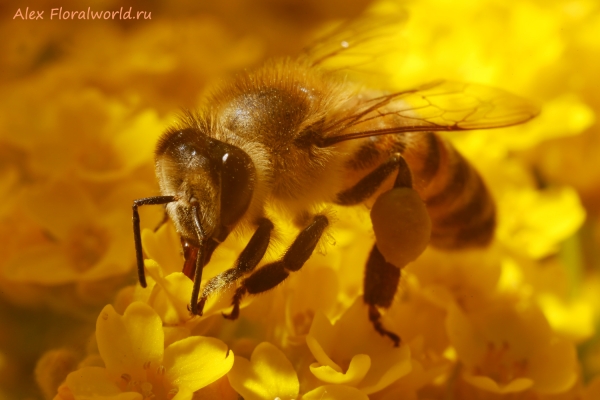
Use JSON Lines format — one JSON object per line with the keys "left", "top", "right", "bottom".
{"left": 302, "top": 385, "right": 370, "bottom": 400}
{"left": 358, "top": 343, "right": 411, "bottom": 394}
{"left": 164, "top": 336, "right": 233, "bottom": 392}
{"left": 309, "top": 354, "right": 371, "bottom": 386}
{"left": 462, "top": 373, "right": 533, "bottom": 394}
{"left": 306, "top": 313, "right": 343, "bottom": 372}
{"left": 65, "top": 366, "right": 142, "bottom": 400}
{"left": 227, "top": 342, "right": 298, "bottom": 400}
{"left": 96, "top": 302, "right": 163, "bottom": 380}
{"left": 142, "top": 224, "right": 183, "bottom": 276}
{"left": 497, "top": 186, "right": 586, "bottom": 259}
{"left": 147, "top": 271, "right": 194, "bottom": 325}
{"left": 170, "top": 387, "right": 193, "bottom": 400}
{"left": 528, "top": 337, "right": 578, "bottom": 394}
{"left": 163, "top": 326, "right": 191, "bottom": 348}
{"left": 307, "top": 298, "right": 412, "bottom": 394}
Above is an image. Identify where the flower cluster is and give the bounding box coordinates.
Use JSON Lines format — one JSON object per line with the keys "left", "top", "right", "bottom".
{"left": 1, "top": 0, "right": 600, "bottom": 399}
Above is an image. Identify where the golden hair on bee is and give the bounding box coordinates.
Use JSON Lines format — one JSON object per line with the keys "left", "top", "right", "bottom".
{"left": 132, "top": 17, "right": 539, "bottom": 346}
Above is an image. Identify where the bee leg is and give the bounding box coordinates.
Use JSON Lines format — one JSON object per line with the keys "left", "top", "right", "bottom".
{"left": 195, "top": 218, "right": 274, "bottom": 316}
{"left": 344, "top": 155, "right": 413, "bottom": 346}
{"left": 335, "top": 153, "right": 412, "bottom": 205}
{"left": 364, "top": 244, "right": 401, "bottom": 347}
{"left": 222, "top": 214, "right": 329, "bottom": 320}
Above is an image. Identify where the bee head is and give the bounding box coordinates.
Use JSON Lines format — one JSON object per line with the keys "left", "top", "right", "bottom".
{"left": 155, "top": 127, "right": 256, "bottom": 247}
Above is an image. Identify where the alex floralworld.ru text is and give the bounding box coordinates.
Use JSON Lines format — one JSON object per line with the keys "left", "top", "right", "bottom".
{"left": 13, "top": 7, "right": 151, "bottom": 20}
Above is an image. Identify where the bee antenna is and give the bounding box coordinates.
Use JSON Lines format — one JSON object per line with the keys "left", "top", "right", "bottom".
{"left": 132, "top": 196, "right": 176, "bottom": 288}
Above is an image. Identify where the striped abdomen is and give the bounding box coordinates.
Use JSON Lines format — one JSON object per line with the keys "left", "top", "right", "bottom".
{"left": 401, "top": 132, "right": 495, "bottom": 249}
{"left": 345, "top": 132, "right": 495, "bottom": 250}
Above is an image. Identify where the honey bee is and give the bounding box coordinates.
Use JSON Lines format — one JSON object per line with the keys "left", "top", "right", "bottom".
{"left": 132, "top": 18, "right": 538, "bottom": 346}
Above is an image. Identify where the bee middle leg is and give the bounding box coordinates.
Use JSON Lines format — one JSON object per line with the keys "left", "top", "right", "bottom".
{"left": 222, "top": 214, "right": 329, "bottom": 320}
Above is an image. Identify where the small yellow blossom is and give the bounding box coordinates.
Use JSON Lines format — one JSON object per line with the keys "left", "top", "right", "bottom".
{"left": 447, "top": 298, "right": 578, "bottom": 395}
{"left": 283, "top": 265, "right": 341, "bottom": 344}
{"left": 306, "top": 297, "right": 412, "bottom": 394}
{"left": 228, "top": 341, "right": 299, "bottom": 400}
{"left": 3, "top": 180, "right": 133, "bottom": 285}
{"left": 146, "top": 267, "right": 195, "bottom": 326}
{"left": 407, "top": 247, "right": 503, "bottom": 312}
{"left": 142, "top": 223, "right": 183, "bottom": 277}
{"left": 227, "top": 341, "right": 368, "bottom": 400}
{"left": 35, "top": 349, "right": 79, "bottom": 400}
{"left": 59, "top": 302, "right": 233, "bottom": 400}
{"left": 497, "top": 185, "right": 586, "bottom": 260}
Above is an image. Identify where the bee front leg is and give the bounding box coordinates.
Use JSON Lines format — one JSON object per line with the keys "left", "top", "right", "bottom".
{"left": 195, "top": 218, "right": 274, "bottom": 316}
{"left": 222, "top": 214, "right": 329, "bottom": 320}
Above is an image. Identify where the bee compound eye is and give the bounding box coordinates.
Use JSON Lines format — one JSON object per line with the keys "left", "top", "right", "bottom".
{"left": 370, "top": 188, "right": 431, "bottom": 268}
{"left": 219, "top": 147, "right": 255, "bottom": 228}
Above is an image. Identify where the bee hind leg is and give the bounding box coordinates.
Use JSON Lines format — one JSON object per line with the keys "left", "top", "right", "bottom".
{"left": 222, "top": 214, "right": 329, "bottom": 320}
{"left": 335, "top": 153, "right": 412, "bottom": 205}
{"left": 341, "top": 154, "right": 415, "bottom": 346}
{"left": 364, "top": 244, "right": 401, "bottom": 347}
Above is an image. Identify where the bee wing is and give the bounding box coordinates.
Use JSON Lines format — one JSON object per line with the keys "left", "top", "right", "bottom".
{"left": 300, "top": 4, "right": 407, "bottom": 73}
{"left": 318, "top": 81, "right": 540, "bottom": 147}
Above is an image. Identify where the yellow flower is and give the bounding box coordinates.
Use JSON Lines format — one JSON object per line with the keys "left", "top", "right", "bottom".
{"left": 141, "top": 223, "right": 183, "bottom": 277}
{"left": 227, "top": 341, "right": 299, "bottom": 400}
{"left": 283, "top": 265, "right": 341, "bottom": 345}
{"left": 59, "top": 302, "right": 233, "bottom": 400}
{"left": 227, "top": 341, "right": 368, "bottom": 400}
{"left": 1, "top": 85, "right": 165, "bottom": 182}
{"left": 497, "top": 185, "right": 586, "bottom": 260}
{"left": 376, "top": 280, "right": 452, "bottom": 397}
{"left": 406, "top": 247, "right": 503, "bottom": 313}
{"left": 139, "top": 260, "right": 195, "bottom": 327}
{"left": 3, "top": 180, "right": 132, "bottom": 285}
{"left": 306, "top": 297, "right": 412, "bottom": 394}
{"left": 447, "top": 297, "right": 578, "bottom": 395}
